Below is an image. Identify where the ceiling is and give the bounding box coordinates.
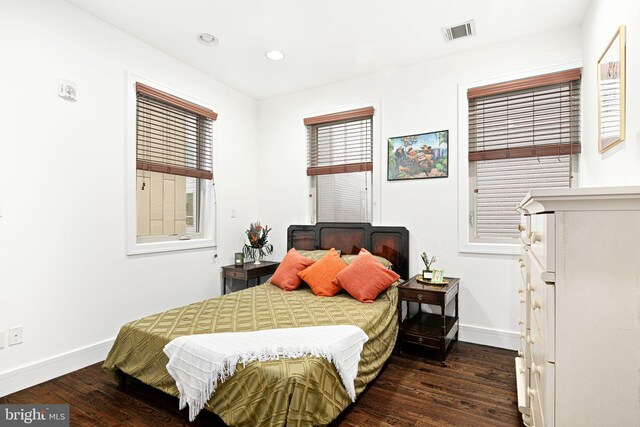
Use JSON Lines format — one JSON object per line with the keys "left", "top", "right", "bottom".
{"left": 64, "top": 0, "right": 591, "bottom": 99}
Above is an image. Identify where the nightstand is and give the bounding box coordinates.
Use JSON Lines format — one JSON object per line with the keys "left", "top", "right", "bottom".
{"left": 397, "top": 275, "right": 460, "bottom": 365}
{"left": 221, "top": 261, "right": 280, "bottom": 295}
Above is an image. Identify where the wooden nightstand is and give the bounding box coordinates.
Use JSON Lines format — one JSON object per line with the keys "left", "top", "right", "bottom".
{"left": 397, "top": 275, "right": 460, "bottom": 365}
{"left": 221, "top": 261, "right": 280, "bottom": 295}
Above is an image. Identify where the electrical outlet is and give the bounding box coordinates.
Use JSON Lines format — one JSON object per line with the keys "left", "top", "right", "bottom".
{"left": 0, "top": 330, "right": 5, "bottom": 349}
{"left": 8, "top": 326, "right": 23, "bottom": 346}
{"left": 58, "top": 79, "right": 77, "bottom": 101}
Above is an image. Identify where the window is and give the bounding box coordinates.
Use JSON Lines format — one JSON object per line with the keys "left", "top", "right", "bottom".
{"left": 305, "top": 107, "right": 374, "bottom": 223}
{"left": 467, "top": 69, "right": 581, "bottom": 242}
{"left": 128, "top": 80, "right": 217, "bottom": 254}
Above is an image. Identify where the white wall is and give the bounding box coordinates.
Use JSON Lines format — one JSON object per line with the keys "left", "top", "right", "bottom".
{"left": 0, "top": 0, "right": 258, "bottom": 394}
{"left": 580, "top": 0, "right": 640, "bottom": 186}
{"left": 257, "top": 27, "right": 583, "bottom": 348}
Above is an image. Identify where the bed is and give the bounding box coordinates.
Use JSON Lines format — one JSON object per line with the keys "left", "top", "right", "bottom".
{"left": 103, "top": 223, "right": 409, "bottom": 426}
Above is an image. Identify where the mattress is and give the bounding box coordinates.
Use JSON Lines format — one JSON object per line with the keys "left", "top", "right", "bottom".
{"left": 103, "top": 282, "right": 399, "bottom": 426}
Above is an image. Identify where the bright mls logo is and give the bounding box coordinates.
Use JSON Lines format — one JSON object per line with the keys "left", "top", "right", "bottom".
{"left": 0, "top": 405, "right": 69, "bottom": 426}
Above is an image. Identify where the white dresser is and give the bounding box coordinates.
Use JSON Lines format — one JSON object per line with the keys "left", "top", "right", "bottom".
{"left": 515, "top": 187, "right": 640, "bottom": 427}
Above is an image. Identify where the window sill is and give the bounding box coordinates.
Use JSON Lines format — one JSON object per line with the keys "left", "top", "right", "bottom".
{"left": 127, "top": 238, "right": 216, "bottom": 255}
{"left": 459, "top": 241, "right": 520, "bottom": 256}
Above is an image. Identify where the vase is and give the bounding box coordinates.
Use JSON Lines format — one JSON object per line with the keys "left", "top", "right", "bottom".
{"left": 253, "top": 248, "right": 262, "bottom": 265}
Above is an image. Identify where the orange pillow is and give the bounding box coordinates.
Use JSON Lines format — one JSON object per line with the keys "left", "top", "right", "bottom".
{"left": 333, "top": 249, "right": 400, "bottom": 303}
{"left": 297, "top": 248, "right": 346, "bottom": 296}
{"left": 270, "top": 248, "right": 316, "bottom": 291}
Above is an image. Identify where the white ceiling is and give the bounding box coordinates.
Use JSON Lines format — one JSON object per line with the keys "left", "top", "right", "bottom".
{"left": 64, "top": 0, "right": 591, "bottom": 99}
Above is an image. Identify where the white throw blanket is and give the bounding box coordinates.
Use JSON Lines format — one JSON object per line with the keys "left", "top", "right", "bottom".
{"left": 164, "top": 325, "right": 369, "bottom": 421}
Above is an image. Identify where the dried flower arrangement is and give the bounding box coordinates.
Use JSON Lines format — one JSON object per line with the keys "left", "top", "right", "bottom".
{"left": 243, "top": 221, "right": 273, "bottom": 263}
{"left": 421, "top": 252, "right": 437, "bottom": 272}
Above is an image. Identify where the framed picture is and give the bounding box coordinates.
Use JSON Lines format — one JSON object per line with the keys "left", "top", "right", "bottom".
{"left": 234, "top": 252, "right": 244, "bottom": 267}
{"left": 388, "top": 130, "right": 448, "bottom": 180}
{"left": 598, "top": 25, "right": 626, "bottom": 153}
{"left": 432, "top": 269, "right": 445, "bottom": 283}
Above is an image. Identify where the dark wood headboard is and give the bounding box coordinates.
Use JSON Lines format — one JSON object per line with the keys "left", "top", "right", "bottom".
{"left": 287, "top": 223, "right": 409, "bottom": 279}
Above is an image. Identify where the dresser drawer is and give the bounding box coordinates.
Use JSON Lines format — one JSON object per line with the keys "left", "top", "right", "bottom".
{"left": 530, "top": 213, "right": 555, "bottom": 273}
{"left": 519, "top": 214, "right": 532, "bottom": 246}
{"left": 528, "top": 383, "right": 544, "bottom": 427}
{"left": 519, "top": 291, "right": 528, "bottom": 338}
{"left": 532, "top": 361, "right": 555, "bottom": 427}
{"left": 402, "top": 332, "right": 440, "bottom": 348}
{"left": 399, "top": 289, "right": 439, "bottom": 305}
{"left": 527, "top": 327, "right": 545, "bottom": 383}
{"left": 528, "top": 252, "right": 556, "bottom": 363}
{"left": 518, "top": 247, "right": 531, "bottom": 336}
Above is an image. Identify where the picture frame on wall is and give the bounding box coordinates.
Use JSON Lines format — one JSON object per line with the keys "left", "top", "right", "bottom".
{"left": 598, "top": 25, "right": 626, "bottom": 153}
{"left": 387, "top": 130, "right": 448, "bottom": 181}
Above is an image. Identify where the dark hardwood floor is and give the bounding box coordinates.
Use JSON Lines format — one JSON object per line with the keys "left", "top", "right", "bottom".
{"left": 2, "top": 342, "right": 523, "bottom": 426}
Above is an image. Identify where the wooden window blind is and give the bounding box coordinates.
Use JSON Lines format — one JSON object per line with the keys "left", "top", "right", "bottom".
{"left": 305, "top": 107, "right": 373, "bottom": 176}
{"left": 468, "top": 69, "right": 581, "bottom": 162}
{"left": 468, "top": 69, "right": 581, "bottom": 239}
{"left": 136, "top": 83, "right": 216, "bottom": 180}
{"left": 305, "top": 107, "right": 373, "bottom": 223}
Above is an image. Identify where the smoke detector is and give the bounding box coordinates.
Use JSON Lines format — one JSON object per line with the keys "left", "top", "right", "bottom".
{"left": 442, "top": 20, "right": 476, "bottom": 42}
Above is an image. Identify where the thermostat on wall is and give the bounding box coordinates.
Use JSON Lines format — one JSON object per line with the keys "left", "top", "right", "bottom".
{"left": 58, "top": 79, "right": 77, "bottom": 101}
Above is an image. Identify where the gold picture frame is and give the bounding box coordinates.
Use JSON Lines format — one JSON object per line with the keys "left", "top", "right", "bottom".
{"left": 432, "top": 269, "right": 445, "bottom": 283}
{"left": 598, "top": 25, "right": 626, "bottom": 153}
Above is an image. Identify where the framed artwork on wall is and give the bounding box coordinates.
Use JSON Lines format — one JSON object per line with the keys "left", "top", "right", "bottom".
{"left": 387, "top": 130, "right": 448, "bottom": 181}
{"left": 598, "top": 25, "right": 626, "bottom": 153}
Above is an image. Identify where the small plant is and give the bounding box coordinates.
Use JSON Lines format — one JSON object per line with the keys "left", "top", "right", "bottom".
{"left": 421, "top": 252, "right": 437, "bottom": 271}
{"left": 243, "top": 221, "right": 273, "bottom": 261}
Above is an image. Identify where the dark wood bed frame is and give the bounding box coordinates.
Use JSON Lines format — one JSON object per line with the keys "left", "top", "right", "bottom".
{"left": 117, "top": 222, "right": 409, "bottom": 419}
{"left": 287, "top": 222, "right": 410, "bottom": 280}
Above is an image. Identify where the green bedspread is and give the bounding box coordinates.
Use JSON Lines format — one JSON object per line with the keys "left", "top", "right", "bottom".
{"left": 103, "top": 282, "right": 398, "bottom": 427}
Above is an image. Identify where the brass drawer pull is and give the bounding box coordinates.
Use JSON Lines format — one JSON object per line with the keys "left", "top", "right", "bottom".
{"left": 418, "top": 337, "right": 424, "bottom": 344}
{"left": 417, "top": 294, "right": 423, "bottom": 301}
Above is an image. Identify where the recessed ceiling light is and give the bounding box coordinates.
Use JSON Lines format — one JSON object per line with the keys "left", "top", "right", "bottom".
{"left": 196, "top": 33, "right": 219, "bottom": 46}
{"left": 265, "top": 50, "right": 285, "bottom": 61}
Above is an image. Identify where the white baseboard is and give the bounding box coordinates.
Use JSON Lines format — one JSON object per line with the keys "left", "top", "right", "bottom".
{"left": 0, "top": 338, "right": 115, "bottom": 397}
{"left": 459, "top": 323, "right": 520, "bottom": 351}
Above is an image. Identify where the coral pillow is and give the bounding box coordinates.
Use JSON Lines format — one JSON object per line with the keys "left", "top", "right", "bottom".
{"left": 270, "top": 248, "right": 316, "bottom": 291}
{"left": 297, "top": 248, "right": 346, "bottom": 296}
{"left": 333, "top": 249, "right": 400, "bottom": 303}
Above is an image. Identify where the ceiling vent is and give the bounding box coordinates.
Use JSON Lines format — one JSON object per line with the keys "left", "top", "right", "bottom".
{"left": 442, "top": 20, "right": 476, "bottom": 42}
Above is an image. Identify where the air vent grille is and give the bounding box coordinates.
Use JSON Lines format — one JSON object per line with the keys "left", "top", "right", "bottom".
{"left": 442, "top": 20, "right": 476, "bottom": 42}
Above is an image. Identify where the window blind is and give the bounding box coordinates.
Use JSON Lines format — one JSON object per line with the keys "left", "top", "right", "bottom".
{"left": 474, "top": 157, "right": 570, "bottom": 237}
{"left": 468, "top": 69, "right": 581, "bottom": 239}
{"left": 317, "top": 171, "right": 371, "bottom": 222}
{"left": 136, "top": 83, "right": 216, "bottom": 180}
{"left": 305, "top": 107, "right": 374, "bottom": 223}
{"left": 305, "top": 107, "right": 373, "bottom": 176}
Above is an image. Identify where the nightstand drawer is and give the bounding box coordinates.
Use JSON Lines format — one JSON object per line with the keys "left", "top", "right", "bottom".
{"left": 403, "top": 332, "right": 440, "bottom": 348}
{"left": 399, "top": 289, "right": 439, "bottom": 304}
{"left": 225, "top": 270, "right": 248, "bottom": 280}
